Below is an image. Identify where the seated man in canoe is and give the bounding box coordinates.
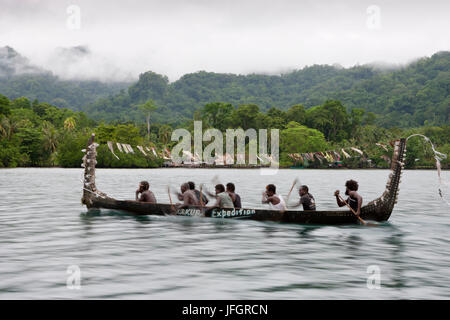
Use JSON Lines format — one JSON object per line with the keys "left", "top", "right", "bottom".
{"left": 289, "top": 185, "right": 316, "bottom": 210}
{"left": 262, "top": 184, "right": 286, "bottom": 210}
{"left": 226, "top": 182, "right": 242, "bottom": 208}
{"left": 176, "top": 183, "right": 199, "bottom": 208}
{"left": 188, "top": 181, "right": 209, "bottom": 205}
{"left": 334, "top": 179, "right": 362, "bottom": 215}
{"left": 135, "top": 181, "right": 157, "bottom": 203}
{"left": 205, "top": 184, "right": 234, "bottom": 208}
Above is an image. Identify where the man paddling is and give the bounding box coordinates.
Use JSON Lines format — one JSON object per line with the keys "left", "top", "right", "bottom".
{"left": 135, "top": 181, "right": 156, "bottom": 203}
{"left": 188, "top": 181, "right": 209, "bottom": 205}
{"left": 262, "top": 184, "right": 286, "bottom": 210}
{"left": 210, "top": 184, "right": 234, "bottom": 208}
{"left": 226, "top": 182, "right": 242, "bottom": 208}
{"left": 289, "top": 185, "right": 316, "bottom": 210}
{"left": 334, "top": 179, "right": 362, "bottom": 215}
{"left": 177, "top": 183, "right": 199, "bottom": 208}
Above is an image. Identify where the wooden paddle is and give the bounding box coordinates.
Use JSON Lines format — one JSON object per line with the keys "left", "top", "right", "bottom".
{"left": 338, "top": 194, "right": 376, "bottom": 226}
{"left": 273, "top": 178, "right": 298, "bottom": 214}
{"left": 211, "top": 174, "right": 221, "bottom": 186}
{"left": 286, "top": 177, "right": 299, "bottom": 202}
{"left": 167, "top": 186, "right": 175, "bottom": 212}
{"left": 199, "top": 185, "right": 204, "bottom": 207}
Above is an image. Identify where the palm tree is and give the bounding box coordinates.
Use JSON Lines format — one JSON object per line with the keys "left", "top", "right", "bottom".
{"left": 0, "top": 117, "right": 9, "bottom": 139}
{"left": 0, "top": 116, "right": 16, "bottom": 140}
{"left": 158, "top": 124, "right": 172, "bottom": 146}
{"left": 64, "top": 117, "right": 76, "bottom": 131}
{"left": 42, "top": 121, "right": 58, "bottom": 154}
{"left": 138, "top": 99, "right": 158, "bottom": 141}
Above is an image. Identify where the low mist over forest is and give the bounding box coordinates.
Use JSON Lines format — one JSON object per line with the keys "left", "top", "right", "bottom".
{"left": 1, "top": 46, "right": 448, "bottom": 128}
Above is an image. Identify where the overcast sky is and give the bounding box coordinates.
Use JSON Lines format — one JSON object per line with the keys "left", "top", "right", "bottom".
{"left": 1, "top": 0, "right": 449, "bottom": 81}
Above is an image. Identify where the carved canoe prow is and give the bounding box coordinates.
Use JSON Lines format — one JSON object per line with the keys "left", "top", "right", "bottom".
{"left": 81, "top": 135, "right": 407, "bottom": 224}
{"left": 359, "top": 138, "right": 406, "bottom": 221}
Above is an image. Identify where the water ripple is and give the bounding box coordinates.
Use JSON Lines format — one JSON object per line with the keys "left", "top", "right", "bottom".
{"left": 0, "top": 168, "right": 449, "bottom": 299}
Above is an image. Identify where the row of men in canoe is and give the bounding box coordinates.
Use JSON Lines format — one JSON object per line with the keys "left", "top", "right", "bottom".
{"left": 135, "top": 179, "right": 363, "bottom": 215}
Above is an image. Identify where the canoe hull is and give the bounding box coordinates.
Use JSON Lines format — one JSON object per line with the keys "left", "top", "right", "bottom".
{"left": 86, "top": 196, "right": 386, "bottom": 225}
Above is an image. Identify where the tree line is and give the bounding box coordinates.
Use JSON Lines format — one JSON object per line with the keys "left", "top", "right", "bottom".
{"left": 1, "top": 94, "right": 448, "bottom": 169}
{"left": 80, "top": 51, "right": 449, "bottom": 128}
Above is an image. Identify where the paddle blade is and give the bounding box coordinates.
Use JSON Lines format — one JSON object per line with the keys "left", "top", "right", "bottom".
{"left": 211, "top": 175, "right": 221, "bottom": 185}
{"left": 286, "top": 177, "right": 300, "bottom": 199}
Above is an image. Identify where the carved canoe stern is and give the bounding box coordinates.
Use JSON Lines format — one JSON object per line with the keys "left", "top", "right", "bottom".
{"left": 81, "top": 133, "right": 102, "bottom": 208}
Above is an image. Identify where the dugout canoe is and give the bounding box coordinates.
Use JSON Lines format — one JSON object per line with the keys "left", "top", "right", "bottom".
{"left": 81, "top": 135, "right": 406, "bottom": 224}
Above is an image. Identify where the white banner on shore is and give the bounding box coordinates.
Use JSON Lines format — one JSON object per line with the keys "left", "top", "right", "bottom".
{"left": 107, "top": 141, "right": 120, "bottom": 160}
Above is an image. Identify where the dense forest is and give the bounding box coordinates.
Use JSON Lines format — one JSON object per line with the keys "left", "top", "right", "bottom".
{"left": 82, "top": 51, "right": 449, "bottom": 127}
{"left": 1, "top": 94, "right": 448, "bottom": 169}
{"left": 1, "top": 47, "right": 448, "bottom": 128}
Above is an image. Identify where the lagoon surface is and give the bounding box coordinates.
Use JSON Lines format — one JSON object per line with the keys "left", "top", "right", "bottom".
{"left": 0, "top": 168, "right": 449, "bottom": 299}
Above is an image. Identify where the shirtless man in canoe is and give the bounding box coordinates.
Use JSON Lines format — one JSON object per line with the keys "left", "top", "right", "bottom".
{"left": 135, "top": 181, "right": 157, "bottom": 203}
{"left": 176, "top": 182, "right": 199, "bottom": 208}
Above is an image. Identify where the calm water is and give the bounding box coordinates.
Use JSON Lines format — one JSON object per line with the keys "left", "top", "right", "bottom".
{"left": 0, "top": 168, "right": 449, "bottom": 299}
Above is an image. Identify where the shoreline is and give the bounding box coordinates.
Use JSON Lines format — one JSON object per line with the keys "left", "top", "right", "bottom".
{"left": 1, "top": 166, "right": 448, "bottom": 170}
